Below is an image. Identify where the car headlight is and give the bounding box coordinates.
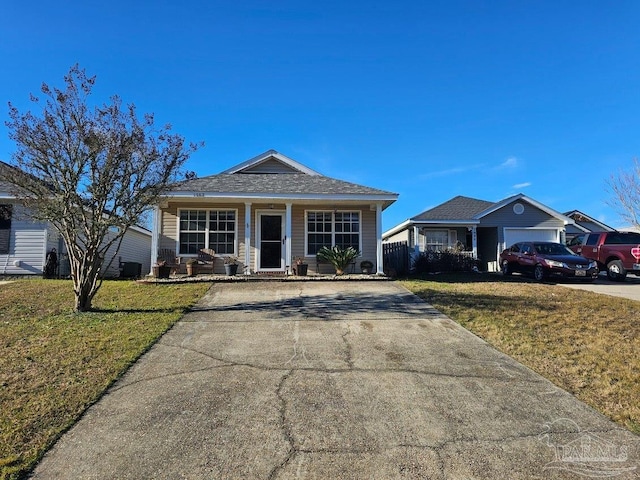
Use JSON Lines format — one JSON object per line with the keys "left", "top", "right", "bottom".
{"left": 545, "top": 259, "right": 565, "bottom": 268}
{"left": 589, "top": 261, "right": 597, "bottom": 269}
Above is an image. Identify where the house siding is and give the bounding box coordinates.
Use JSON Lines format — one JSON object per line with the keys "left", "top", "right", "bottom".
{"left": 100, "top": 228, "right": 152, "bottom": 278}
{"left": 383, "top": 230, "right": 410, "bottom": 246}
{"left": 479, "top": 201, "right": 565, "bottom": 244}
{"left": 0, "top": 203, "right": 47, "bottom": 275}
{"left": 242, "top": 159, "right": 300, "bottom": 174}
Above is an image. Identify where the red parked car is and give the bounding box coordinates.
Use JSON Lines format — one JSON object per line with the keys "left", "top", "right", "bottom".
{"left": 500, "top": 241, "right": 599, "bottom": 282}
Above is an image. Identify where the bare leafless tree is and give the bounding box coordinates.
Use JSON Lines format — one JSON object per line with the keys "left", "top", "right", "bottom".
{"left": 608, "top": 159, "right": 640, "bottom": 231}
{"left": 2, "top": 65, "right": 201, "bottom": 311}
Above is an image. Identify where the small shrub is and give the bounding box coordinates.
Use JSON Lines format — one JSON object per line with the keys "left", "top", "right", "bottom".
{"left": 413, "top": 250, "right": 481, "bottom": 274}
{"left": 317, "top": 246, "right": 360, "bottom": 275}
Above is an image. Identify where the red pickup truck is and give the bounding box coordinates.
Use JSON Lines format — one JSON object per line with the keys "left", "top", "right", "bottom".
{"left": 567, "top": 231, "right": 640, "bottom": 281}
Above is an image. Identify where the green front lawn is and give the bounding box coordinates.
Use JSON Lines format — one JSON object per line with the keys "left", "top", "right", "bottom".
{"left": 0, "top": 279, "right": 210, "bottom": 480}
{"left": 402, "top": 274, "right": 640, "bottom": 435}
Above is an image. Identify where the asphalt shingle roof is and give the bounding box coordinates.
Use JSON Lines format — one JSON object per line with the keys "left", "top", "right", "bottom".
{"left": 411, "top": 195, "right": 495, "bottom": 221}
{"left": 170, "top": 173, "right": 396, "bottom": 196}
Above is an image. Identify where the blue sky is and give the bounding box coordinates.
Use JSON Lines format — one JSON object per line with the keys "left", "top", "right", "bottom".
{"left": 1, "top": 1, "right": 639, "bottom": 231}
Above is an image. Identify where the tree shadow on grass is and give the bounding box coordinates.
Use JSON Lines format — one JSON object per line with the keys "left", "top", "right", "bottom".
{"left": 88, "top": 307, "right": 191, "bottom": 314}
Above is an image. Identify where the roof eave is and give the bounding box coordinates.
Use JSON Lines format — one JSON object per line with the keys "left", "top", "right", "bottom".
{"left": 383, "top": 218, "right": 481, "bottom": 240}
{"left": 162, "top": 191, "right": 397, "bottom": 207}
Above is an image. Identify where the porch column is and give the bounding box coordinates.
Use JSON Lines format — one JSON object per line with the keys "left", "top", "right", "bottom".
{"left": 150, "top": 205, "right": 160, "bottom": 275}
{"left": 244, "top": 202, "right": 252, "bottom": 275}
{"left": 471, "top": 225, "right": 478, "bottom": 259}
{"left": 413, "top": 225, "right": 420, "bottom": 254}
{"left": 285, "top": 202, "right": 292, "bottom": 274}
{"left": 376, "top": 203, "right": 384, "bottom": 275}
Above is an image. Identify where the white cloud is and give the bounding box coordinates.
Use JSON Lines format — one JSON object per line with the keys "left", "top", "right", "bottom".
{"left": 418, "top": 163, "right": 485, "bottom": 179}
{"left": 512, "top": 182, "right": 531, "bottom": 189}
{"left": 500, "top": 157, "right": 519, "bottom": 169}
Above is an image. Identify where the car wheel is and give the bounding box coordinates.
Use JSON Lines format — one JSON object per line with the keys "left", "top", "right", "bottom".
{"left": 606, "top": 260, "right": 627, "bottom": 282}
{"left": 502, "top": 260, "right": 512, "bottom": 276}
{"left": 534, "top": 264, "right": 545, "bottom": 282}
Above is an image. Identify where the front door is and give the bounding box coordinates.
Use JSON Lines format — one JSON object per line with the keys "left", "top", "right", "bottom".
{"left": 258, "top": 213, "right": 285, "bottom": 271}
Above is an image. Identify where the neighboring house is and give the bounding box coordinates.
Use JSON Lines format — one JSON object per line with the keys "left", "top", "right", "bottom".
{"left": 0, "top": 172, "right": 152, "bottom": 277}
{"left": 152, "top": 149, "right": 398, "bottom": 275}
{"left": 564, "top": 210, "right": 614, "bottom": 241}
{"left": 383, "top": 194, "right": 576, "bottom": 272}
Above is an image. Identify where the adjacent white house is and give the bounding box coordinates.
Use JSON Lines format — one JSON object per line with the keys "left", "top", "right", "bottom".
{"left": 0, "top": 169, "right": 152, "bottom": 277}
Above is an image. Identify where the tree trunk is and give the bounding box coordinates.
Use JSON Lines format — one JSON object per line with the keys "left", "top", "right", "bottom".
{"left": 74, "top": 282, "right": 96, "bottom": 312}
{"left": 70, "top": 247, "right": 101, "bottom": 312}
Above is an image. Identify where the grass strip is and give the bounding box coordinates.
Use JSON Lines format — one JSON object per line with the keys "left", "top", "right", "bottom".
{"left": 402, "top": 274, "right": 640, "bottom": 435}
{"left": 0, "top": 279, "right": 210, "bottom": 480}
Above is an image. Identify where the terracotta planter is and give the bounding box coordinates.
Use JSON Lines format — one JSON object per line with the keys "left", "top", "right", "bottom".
{"left": 186, "top": 264, "right": 196, "bottom": 276}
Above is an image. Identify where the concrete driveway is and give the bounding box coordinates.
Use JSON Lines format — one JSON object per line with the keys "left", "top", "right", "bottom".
{"left": 560, "top": 274, "right": 640, "bottom": 302}
{"left": 33, "top": 282, "right": 639, "bottom": 479}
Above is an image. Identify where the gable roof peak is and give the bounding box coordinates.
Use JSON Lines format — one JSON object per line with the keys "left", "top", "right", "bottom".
{"left": 220, "top": 149, "right": 321, "bottom": 176}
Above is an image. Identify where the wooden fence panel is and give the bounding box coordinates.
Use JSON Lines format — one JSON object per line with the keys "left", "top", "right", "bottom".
{"left": 383, "top": 241, "right": 409, "bottom": 277}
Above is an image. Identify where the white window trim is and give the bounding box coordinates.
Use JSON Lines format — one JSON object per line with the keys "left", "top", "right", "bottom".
{"left": 421, "top": 229, "right": 457, "bottom": 252}
{"left": 304, "top": 209, "right": 362, "bottom": 257}
{"left": 176, "top": 208, "right": 238, "bottom": 257}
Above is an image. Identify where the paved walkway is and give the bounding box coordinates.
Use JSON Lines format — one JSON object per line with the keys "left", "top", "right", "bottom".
{"left": 32, "top": 282, "right": 638, "bottom": 479}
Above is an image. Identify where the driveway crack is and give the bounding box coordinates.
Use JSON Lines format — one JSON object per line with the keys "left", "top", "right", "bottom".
{"left": 268, "top": 369, "right": 297, "bottom": 480}
{"left": 341, "top": 325, "right": 354, "bottom": 369}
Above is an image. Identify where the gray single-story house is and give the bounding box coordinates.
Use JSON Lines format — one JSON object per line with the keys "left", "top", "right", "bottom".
{"left": 152, "top": 150, "right": 398, "bottom": 275}
{"left": 0, "top": 170, "right": 152, "bottom": 277}
{"left": 383, "top": 194, "right": 577, "bottom": 272}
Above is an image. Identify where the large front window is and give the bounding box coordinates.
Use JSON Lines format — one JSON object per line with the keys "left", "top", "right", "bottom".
{"left": 178, "top": 209, "right": 236, "bottom": 255}
{"left": 424, "top": 230, "right": 449, "bottom": 252}
{"left": 306, "top": 211, "right": 360, "bottom": 255}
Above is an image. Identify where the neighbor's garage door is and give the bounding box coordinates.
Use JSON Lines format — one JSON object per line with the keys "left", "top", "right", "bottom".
{"left": 504, "top": 228, "right": 559, "bottom": 248}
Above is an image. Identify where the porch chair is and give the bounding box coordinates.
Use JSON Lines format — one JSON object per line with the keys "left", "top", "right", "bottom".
{"left": 157, "top": 248, "right": 180, "bottom": 274}
{"left": 196, "top": 248, "right": 216, "bottom": 274}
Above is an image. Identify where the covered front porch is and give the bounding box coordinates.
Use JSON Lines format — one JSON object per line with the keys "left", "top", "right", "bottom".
{"left": 150, "top": 199, "right": 387, "bottom": 276}
{"left": 410, "top": 223, "right": 479, "bottom": 257}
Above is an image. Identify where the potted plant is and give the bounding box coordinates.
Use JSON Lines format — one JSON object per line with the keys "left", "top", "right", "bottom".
{"left": 360, "top": 260, "right": 374, "bottom": 274}
{"left": 223, "top": 256, "right": 239, "bottom": 276}
{"left": 185, "top": 258, "right": 198, "bottom": 276}
{"left": 294, "top": 257, "right": 308, "bottom": 276}
{"left": 316, "top": 246, "right": 360, "bottom": 275}
{"left": 153, "top": 259, "right": 171, "bottom": 279}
